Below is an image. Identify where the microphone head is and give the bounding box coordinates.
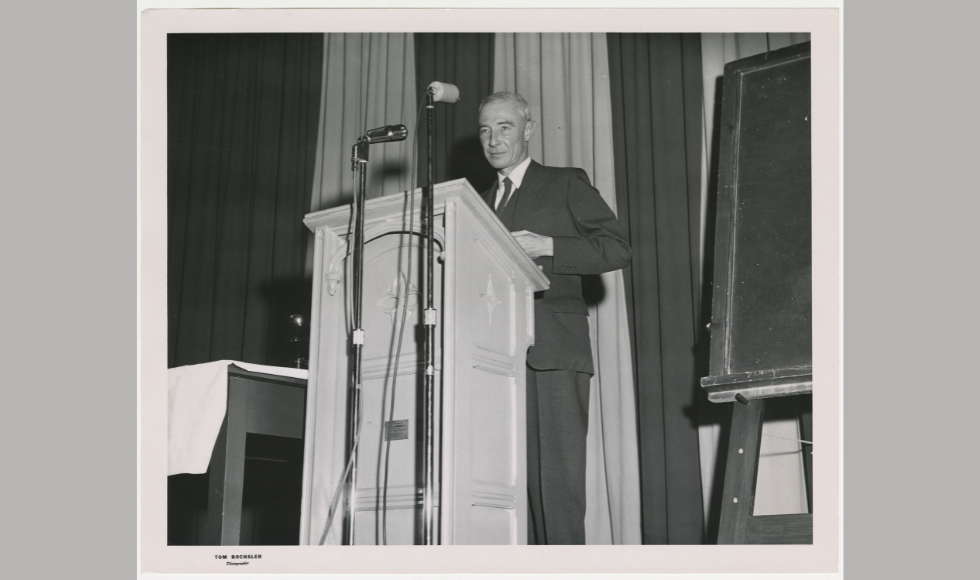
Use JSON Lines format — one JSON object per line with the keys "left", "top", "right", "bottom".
{"left": 365, "top": 124, "right": 408, "bottom": 144}
{"left": 428, "top": 81, "right": 460, "bottom": 104}
{"left": 387, "top": 124, "right": 408, "bottom": 142}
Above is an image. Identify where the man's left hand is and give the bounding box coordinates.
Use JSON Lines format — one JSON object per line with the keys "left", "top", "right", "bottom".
{"left": 512, "top": 230, "right": 554, "bottom": 258}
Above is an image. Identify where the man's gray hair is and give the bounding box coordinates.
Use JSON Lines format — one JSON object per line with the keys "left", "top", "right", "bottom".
{"left": 478, "top": 91, "right": 533, "bottom": 123}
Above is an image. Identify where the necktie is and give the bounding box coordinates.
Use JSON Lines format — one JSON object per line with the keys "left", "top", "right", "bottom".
{"left": 496, "top": 177, "right": 513, "bottom": 212}
{"left": 497, "top": 177, "right": 517, "bottom": 229}
{"left": 495, "top": 177, "right": 518, "bottom": 227}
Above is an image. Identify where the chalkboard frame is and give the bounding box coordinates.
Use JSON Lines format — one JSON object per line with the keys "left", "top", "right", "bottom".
{"left": 701, "top": 42, "right": 813, "bottom": 404}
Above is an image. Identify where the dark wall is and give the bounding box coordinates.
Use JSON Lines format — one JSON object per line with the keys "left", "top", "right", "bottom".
{"left": 167, "top": 33, "right": 323, "bottom": 369}
{"left": 608, "top": 33, "right": 706, "bottom": 544}
{"left": 168, "top": 434, "right": 305, "bottom": 545}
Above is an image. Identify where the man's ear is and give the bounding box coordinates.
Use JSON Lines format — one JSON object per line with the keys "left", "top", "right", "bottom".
{"left": 524, "top": 120, "right": 536, "bottom": 142}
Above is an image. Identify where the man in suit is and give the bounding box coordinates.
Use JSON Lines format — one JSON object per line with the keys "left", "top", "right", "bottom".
{"left": 477, "top": 91, "right": 631, "bottom": 544}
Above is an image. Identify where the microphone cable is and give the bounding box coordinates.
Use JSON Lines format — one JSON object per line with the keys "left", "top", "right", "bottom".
{"left": 317, "top": 98, "right": 428, "bottom": 545}
{"left": 380, "top": 97, "right": 427, "bottom": 545}
{"left": 316, "top": 150, "right": 367, "bottom": 546}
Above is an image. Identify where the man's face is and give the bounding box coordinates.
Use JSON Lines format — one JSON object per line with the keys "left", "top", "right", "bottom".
{"left": 479, "top": 100, "right": 534, "bottom": 174}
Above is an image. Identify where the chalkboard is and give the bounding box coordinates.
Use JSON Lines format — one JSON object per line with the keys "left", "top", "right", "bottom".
{"left": 702, "top": 42, "right": 812, "bottom": 403}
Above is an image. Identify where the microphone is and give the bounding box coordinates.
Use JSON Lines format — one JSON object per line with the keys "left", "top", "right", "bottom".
{"left": 428, "top": 81, "right": 460, "bottom": 103}
{"left": 364, "top": 124, "right": 408, "bottom": 144}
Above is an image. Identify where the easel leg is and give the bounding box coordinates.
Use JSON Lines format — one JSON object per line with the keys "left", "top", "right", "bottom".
{"left": 717, "top": 398, "right": 766, "bottom": 544}
{"left": 798, "top": 395, "right": 813, "bottom": 514}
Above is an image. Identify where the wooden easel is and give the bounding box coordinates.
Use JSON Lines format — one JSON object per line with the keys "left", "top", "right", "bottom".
{"left": 712, "top": 393, "right": 812, "bottom": 544}
{"left": 702, "top": 42, "right": 813, "bottom": 545}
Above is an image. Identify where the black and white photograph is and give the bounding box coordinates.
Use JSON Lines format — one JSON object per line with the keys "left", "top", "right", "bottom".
{"left": 140, "top": 6, "right": 840, "bottom": 575}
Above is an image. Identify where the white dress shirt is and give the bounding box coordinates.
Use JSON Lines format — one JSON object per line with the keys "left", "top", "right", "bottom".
{"left": 494, "top": 156, "right": 533, "bottom": 210}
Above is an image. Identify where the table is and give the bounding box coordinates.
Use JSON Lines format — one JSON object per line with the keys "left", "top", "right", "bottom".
{"left": 203, "top": 365, "right": 307, "bottom": 545}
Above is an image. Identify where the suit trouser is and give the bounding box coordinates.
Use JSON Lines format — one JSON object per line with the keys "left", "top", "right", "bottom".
{"left": 525, "top": 366, "right": 591, "bottom": 545}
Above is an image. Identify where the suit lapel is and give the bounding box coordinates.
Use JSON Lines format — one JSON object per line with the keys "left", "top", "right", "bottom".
{"left": 481, "top": 182, "right": 496, "bottom": 209}
{"left": 511, "top": 160, "right": 547, "bottom": 229}
{"left": 481, "top": 161, "right": 547, "bottom": 229}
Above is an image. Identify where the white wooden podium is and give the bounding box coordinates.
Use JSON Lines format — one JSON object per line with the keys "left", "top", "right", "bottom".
{"left": 298, "top": 179, "right": 549, "bottom": 545}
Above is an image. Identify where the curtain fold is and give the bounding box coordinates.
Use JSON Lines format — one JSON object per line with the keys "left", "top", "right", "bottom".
{"left": 309, "top": 33, "right": 418, "bottom": 215}
{"left": 167, "top": 33, "right": 323, "bottom": 369}
{"left": 414, "top": 34, "right": 497, "bottom": 194}
{"left": 495, "top": 32, "right": 643, "bottom": 546}
{"left": 608, "top": 33, "right": 706, "bottom": 544}
{"left": 306, "top": 33, "right": 418, "bottom": 281}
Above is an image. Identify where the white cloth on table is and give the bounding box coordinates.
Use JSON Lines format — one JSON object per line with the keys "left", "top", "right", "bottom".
{"left": 168, "top": 360, "right": 308, "bottom": 476}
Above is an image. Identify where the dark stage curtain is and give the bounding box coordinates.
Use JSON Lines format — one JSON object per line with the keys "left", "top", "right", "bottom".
{"left": 414, "top": 34, "right": 497, "bottom": 194}
{"left": 167, "top": 33, "right": 324, "bottom": 369}
{"left": 608, "top": 33, "right": 706, "bottom": 544}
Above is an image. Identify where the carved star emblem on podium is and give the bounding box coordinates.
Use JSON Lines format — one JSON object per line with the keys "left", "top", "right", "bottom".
{"left": 378, "top": 271, "right": 420, "bottom": 324}
{"left": 480, "top": 274, "right": 501, "bottom": 325}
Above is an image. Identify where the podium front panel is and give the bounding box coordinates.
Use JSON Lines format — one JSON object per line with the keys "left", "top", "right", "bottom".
{"left": 299, "top": 180, "right": 546, "bottom": 545}
{"left": 353, "top": 232, "right": 443, "bottom": 545}
{"left": 440, "top": 198, "right": 530, "bottom": 545}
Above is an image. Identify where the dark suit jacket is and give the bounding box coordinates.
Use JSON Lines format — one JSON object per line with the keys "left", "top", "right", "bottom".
{"left": 481, "top": 160, "right": 631, "bottom": 374}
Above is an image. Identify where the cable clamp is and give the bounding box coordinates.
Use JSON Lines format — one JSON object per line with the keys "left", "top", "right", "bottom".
{"left": 424, "top": 309, "right": 438, "bottom": 326}
{"left": 425, "top": 365, "right": 435, "bottom": 376}
{"left": 352, "top": 329, "right": 365, "bottom": 345}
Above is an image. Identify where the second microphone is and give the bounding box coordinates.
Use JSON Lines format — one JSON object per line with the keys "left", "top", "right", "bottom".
{"left": 364, "top": 124, "right": 408, "bottom": 144}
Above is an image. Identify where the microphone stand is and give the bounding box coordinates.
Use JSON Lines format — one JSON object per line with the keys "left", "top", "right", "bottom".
{"left": 340, "top": 116, "right": 433, "bottom": 544}
{"left": 422, "top": 88, "right": 438, "bottom": 545}
{"left": 343, "top": 136, "right": 369, "bottom": 545}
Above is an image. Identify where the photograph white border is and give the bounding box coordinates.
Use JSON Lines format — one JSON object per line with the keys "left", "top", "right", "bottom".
{"left": 139, "top": 5, "right": 840, "bottom": 575}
